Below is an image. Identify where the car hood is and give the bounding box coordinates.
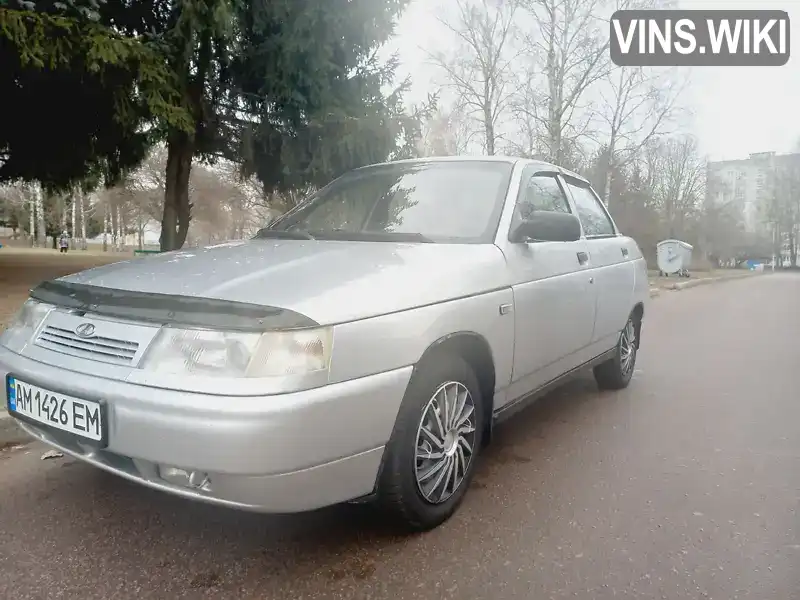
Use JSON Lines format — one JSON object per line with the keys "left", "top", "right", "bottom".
{"left": 59, "top": 240, "right": 509, "bottom": 325}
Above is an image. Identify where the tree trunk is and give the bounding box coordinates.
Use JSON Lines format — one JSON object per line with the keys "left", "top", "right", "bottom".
{"left": 29, "top": 196, "right": 35, "bottom": 247}
{"left": 80, "top": 193, "right": 87, "bottom": 250}
{"left": 110, "top": 204, "right": 117, "bottom": 251}
{"left": 124, "top": 212, "right": 129, "bottom": 250}
{"left": 545, "top": 31, "right": 562, "bottom": 164}
{"left": 603, "top": 131, "right": 618, "bottom": 209}
{"left": 103, "top": 206, "right": 109, "bottom": 252}
{"left": 35, "top": 186, "right": 45, "bottom": 247}
{"left": 602, "top": 169, "right": 612, "bottom": 209}
{"left": 160, "top": 132, "right": 194, "bottom": 251}
{"left": 773, "top": 223, "right": 781, "bottom": 265}
{"left": 484, "top": 106, "right": 495, "bottom": 156}
{"left": 60, "top": 196, "right": 67, "bottom": 231}
{"left": 70, "top": 191, "right": 77, "bottom": 249}
{"left": 158, "top": 21, "right": 211, "bottom": 252}
{"left": 137, "top": 212, "right": 144, "bottom": 250}
{"left": 116, "top": 205, "right": 124, "bottom": 252}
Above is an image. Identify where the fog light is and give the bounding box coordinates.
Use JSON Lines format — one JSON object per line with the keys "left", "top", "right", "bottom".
{"left": 159, "top": 466, "right": 211, "bottom": 490}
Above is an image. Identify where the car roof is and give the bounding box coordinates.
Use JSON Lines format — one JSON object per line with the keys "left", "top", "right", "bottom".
{"left": 357, "top": 155, "right": 590, "bottom": 184}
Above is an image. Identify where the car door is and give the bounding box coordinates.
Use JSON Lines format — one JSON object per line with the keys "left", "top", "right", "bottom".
{"left": 497, "top": 167, "right": 597, "bottom": 401}
{"left": 562, "top": 175, "right": 635, "bottom": 346}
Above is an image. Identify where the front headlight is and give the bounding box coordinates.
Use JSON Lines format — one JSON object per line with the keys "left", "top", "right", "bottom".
{"left": 0, "top": 299, "right": 53, "bottom": 348}
{"left": 141, "top": 326, "right": 333, "bottom": 379}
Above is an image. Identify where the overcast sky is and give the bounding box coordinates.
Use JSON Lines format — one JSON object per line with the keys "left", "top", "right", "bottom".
{"left": 387, "top": 0, "right": 799, "bottom": 162}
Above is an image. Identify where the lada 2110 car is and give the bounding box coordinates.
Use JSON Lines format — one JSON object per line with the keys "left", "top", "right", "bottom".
{"left": 2, "top": 157, "right": 648, "bottom": 531}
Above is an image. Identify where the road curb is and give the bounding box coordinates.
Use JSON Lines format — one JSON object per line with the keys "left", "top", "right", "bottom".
{"left": 0, "top": 414, "right": 27, "bottom": 448}
{"left": 664, "top": 272, "right": 760, "bottom": 291}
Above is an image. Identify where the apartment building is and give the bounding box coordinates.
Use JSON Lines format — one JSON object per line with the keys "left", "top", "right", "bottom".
{"left": 707, "top": 151, "right": 800, "bottom": 234}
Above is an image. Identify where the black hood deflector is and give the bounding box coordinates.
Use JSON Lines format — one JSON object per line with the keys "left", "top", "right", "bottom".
{"left": 30, "top": 280, "right": 319, "bottom": 331}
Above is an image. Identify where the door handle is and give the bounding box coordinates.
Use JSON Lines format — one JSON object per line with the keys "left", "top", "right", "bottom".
{"left": 577, "top": 251, "right": 589, "bottom": 266}
{"left": 621, "top": 247, "right": 629, "bottom": 258}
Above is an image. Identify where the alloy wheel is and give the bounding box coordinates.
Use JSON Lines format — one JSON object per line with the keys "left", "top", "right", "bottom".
{"left": 620, "top": 319, "right": 637, "bottom": 376}
{"left": 414, "top": 381, "right": 477, "bottom": 504}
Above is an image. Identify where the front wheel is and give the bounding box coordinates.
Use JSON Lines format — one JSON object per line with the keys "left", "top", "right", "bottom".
{"left": 377, "top": 353, "right": 484, "bottom": 532}
{"left": 594, "top": 314, "right": 639, "bottom": 390}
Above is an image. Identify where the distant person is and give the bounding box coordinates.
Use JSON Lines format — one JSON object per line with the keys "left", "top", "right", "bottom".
{"left": 59, "top": 231, "right": 69, "bottom": 254}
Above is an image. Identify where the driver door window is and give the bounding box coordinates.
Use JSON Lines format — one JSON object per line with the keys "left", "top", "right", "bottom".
{"left": 565, "top": 181, "right": 615, "bottom": 237}
{"left": 510, "top": 172, "right": 572, "bottom": 234}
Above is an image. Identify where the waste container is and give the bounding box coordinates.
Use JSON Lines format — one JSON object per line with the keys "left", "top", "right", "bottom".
{"left": 656, "top": 239, "right": 692, "bottom": 277}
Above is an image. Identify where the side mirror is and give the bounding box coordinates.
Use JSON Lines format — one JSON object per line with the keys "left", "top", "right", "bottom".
{"left": 509, "top": 211, "right": 582, "bottom": 243}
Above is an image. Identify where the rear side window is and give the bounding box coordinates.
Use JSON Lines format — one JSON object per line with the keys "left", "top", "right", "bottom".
{"left": 565, "top": 181, "right": 615, "bottom": 236}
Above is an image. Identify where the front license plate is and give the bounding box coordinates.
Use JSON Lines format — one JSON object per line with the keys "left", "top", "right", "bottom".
{"left": 6, "top": 376, "right": 104, "bottom": 442}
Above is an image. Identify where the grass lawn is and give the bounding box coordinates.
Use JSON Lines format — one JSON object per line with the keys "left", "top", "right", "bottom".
{"left": 0, "top": 247, "right": 131, "bottom": 329}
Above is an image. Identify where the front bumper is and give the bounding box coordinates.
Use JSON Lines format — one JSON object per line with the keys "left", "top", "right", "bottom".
{"left": 0, "top": 346, "right": 412, "bottom": 512}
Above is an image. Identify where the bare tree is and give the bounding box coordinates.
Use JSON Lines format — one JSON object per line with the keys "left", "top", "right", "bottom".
{"left": 520, "top": 0, "right": 610, "bottom": 163}
{"left": 82, "top": 145, "right": 298, "bottom": 249}
{"left": 34, "top": 183, "right": 46, "bottom": 247}
{"left": 70, "top": 188, "right": 78, "bottom": 249}
{"left": 591, "top": 135, "right": 730, "bottom": 263}
{"left": 116, "top": 204, "right": 124, "bottom": 251}
{"left": 0, "top": 183, "right": 33, "bottom": 241}
{"left": 6, "top": 182, "right": 42, "bottom": 245}
{"left": 79, "top": 191, "right": 89, "bottom": 250}
{"left": 102, "top": 148, "right": 169, "bottom": 250}
{"left": 595, "top": 66, "right": 686, "bottom": 207}
{"left": 130, "top": 146, "right": 168, "bottom": 220}
{"left": 417, "top": 104, "right": 471, "bottom": 157}
{"left": 505, "top": 67, "right": 547, "bottom": 158}
{"left": 648, "top": 136, "right": 705, "bottom": 238}
{"left": 431, "top": 0, "right": 519, "bottom": 155}
{"left": 57, "top": 195, "right": 67, "bottom": 233}
{"left": 592, "top": 0, "right": 685, "bottom": 207}
{"left": 102, "top": 204, "right": 110, "bottom": 252}
{"left": 29, "top": 193, "right": 35, "bottom": 247}
{"left": 217, "top": 165, "right": 278, "bottom": 238}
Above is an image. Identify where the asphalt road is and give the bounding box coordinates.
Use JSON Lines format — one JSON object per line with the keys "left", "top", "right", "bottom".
{"left": 1, "top": 274, "right": 799, "bottom": 600}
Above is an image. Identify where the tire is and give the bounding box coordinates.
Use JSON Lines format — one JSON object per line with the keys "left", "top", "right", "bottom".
{"left": 377, "top": 352, "right": 484, "bottom": 532}
{"left": 593, "top": 313, "right": 640, "bottom": 391}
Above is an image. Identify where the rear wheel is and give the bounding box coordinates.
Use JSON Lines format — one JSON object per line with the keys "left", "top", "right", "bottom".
{"left": 594, "top": 314, "right": 639, "bottom": 390}
{"left": 377, "top": 353, "right": 484, "bottom": 532}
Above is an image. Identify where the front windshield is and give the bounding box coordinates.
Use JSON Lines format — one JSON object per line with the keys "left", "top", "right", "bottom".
{"left": 262, "top": 160, "right": 514, "bottom": 243}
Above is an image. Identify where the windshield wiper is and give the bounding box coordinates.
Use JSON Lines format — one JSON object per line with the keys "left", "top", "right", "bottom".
{"left": 254, "top": 229, "right": 316, "bottom": 241}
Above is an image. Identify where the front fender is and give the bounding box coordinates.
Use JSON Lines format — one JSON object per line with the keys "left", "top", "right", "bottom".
{"left": 328, "top": 289, "right": 515, "bottom": 394}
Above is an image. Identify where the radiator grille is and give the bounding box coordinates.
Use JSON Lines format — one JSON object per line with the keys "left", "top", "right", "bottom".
{"left": 36, "top": 325, "right": 139, "bottom": 365}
